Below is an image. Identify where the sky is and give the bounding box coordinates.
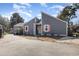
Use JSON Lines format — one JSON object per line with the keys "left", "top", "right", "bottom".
{"left": 0, "top": 3, "right": 78, "bottom": 24}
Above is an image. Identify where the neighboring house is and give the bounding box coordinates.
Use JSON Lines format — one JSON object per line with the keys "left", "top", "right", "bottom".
{"left": 74, "top": 26, "right": 79, "bottom": 33}
{"left": 0, "top": 24, "right": 3, "bottom": 38}
{"left": 24, "top": 12, "right": 68, "bottom": 36}
{"left": 13, "top": 23, "right": 24, "bottom": 35}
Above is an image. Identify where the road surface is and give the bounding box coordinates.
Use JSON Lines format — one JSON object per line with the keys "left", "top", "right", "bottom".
{"left": 0, "top": 34, "right": 79, "bottom": 56}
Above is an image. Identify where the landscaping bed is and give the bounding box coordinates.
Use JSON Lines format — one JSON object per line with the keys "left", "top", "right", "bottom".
{"left": 21, "top": 35, "right": 79, "bottom": 45}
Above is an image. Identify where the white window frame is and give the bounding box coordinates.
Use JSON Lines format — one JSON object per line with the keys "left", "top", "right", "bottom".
{"left": 43, "top": 24, "right": 50, "bottom": 32}
{"left": 24, "top": 26, "right": 29, "bottom": 32}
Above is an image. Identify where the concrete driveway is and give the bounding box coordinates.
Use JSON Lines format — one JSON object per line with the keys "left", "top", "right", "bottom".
{"left": 0, "top": 34, "right": 79, "bottom": 56}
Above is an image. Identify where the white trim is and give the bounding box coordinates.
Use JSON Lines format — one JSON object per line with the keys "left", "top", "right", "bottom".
{"left": 24, "top": 26, "right": 29, "bottom": 32}
{"left": 34, "top": 18, "right": 37, "bottom": 35}
{"left": 41, "top": 15, "right": 43, "bottom": 35}
{"left": 66, "top": 22, "right": 68, "bottom": 36}
{"left": 33, "top": 23, "right": 36, "bottom": 35}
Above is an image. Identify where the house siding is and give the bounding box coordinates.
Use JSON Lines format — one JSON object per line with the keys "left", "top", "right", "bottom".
{"left": 41, "top": 12, "right": 67, "bottom": 36}
{"left": 13, "top": 23, "right": 24, "bottom": 35}
{"left": 23, "top": 12, "right": 68, "bottom": 36}
{"left": 24, "top": 19, "right": 35, "bottom": 35}
{"left": 24, "top": 17, "right": 40, "bottom": 35}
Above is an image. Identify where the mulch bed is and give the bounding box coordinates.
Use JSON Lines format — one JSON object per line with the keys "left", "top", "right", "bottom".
{"left": 21, "top": 35, "right": 63, "bottom": 42}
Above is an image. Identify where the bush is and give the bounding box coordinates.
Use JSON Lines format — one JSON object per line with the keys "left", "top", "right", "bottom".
{"left": 73, "top": 32, "right": 79, "bottom": 37}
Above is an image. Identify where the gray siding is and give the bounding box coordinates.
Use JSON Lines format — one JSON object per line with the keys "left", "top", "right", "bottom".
{"left": 41, "top": 12, "right": 67, "bottom": 36}
{"left": 13, "top": 23, "right": 24, "bottom": 34}
{"left": 24, "top": 12, "right": 68, "bottom": 36}
{"left": 24, "top": 19, "right": 35, "bottom": 35}
{"left": 24, "top": 17, "right": 40, "bottom": 35}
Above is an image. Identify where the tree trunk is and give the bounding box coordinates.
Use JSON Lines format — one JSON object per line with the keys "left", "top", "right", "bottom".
{"left": 68, "top": 19, "right": 73, "bottom": 36}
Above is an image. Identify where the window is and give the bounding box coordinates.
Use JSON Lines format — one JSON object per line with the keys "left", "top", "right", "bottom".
{"left": 44, "top": 24, "right": 50, "bottom": 32}
{"left": 24, "top": 26, "right": 29, "bottom": 32}
{"left": 26, "top": 27, "right": 27, "bottom": 30}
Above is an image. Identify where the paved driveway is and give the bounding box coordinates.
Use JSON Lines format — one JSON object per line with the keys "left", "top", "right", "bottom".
{"left": 0, "top": 34, "right": 79, "bottom": 56}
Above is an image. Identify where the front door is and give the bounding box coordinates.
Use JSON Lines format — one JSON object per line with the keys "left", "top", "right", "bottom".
{"left": 36, "top": 25, "right": 41, "bottom": 35}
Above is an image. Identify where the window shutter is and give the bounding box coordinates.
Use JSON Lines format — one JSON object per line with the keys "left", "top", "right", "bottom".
{"left": 44, "top": 24, "right": 50, "bottom": 32}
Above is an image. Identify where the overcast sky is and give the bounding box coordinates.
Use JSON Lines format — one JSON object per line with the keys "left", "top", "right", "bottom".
{"left": 0, "top": 3, "right": 78, "bottom": 24}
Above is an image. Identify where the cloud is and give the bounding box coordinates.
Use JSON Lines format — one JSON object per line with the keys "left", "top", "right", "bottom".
{"left": 2, "top": 13, "right": 12, "bottom": 20}
{"left": 52, "top": 14, "right": 58, "bottom": 17}
{"left": 70, "top": 9, "right": 79, "bottom": 24}
{"left": 13, "top": 4, "right": 26, "bottom": 11}
{"left": 13, "top": 3, "right": 32, "bottom": 18}
{"left": 49, "top": 5, "right": 64, "bottom": 11}
{"left": 76, "top": 9, "right": 79, "bottom": 16}
{"left": 37, "top": 13, "right": 41, "bottom": 19}
{"left": 2, "top": 15, "right": 10, "bottom": 19}
{"left": 48, "top": 5, "right": 65, "bottom": 17}
{"left": 1, "top": 3, "right": 32, "bottom": 22}
{"left": 15, "top": 9, "right": 32, "bottom": 17}
{"left": 19, "top": 3, "right": 31, "bottom": 7}
{"left": 22, "top": 11, "right": 32, "bottom": 17}
{"left": 2, "top": 11, "right": 17, "bottom": 20}
{"left": 40, "top": 3, "right": 48, "bottom": 7}
{"left": 28, "top": 10, "right": 32, "bottom": 13}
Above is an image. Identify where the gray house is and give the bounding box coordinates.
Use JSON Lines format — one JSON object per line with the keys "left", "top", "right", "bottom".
{"left": 13, "top": 23, "right": 24, "bottom": 35}
{"left": 24, "top": 12, "right": 68, "bottom": 36}
{"left": 41, "top": 12, "right": 68, "bottom": 36}
{"left": 23, "top": 17, "right": 41, "bottom": 35}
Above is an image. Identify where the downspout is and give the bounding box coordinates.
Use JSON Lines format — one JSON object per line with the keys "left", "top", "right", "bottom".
{"left": 67, "top": 17, "right": 71, "bottom": 36}
{"left": 41, "top": 12, "right": 43, "bottom": 36}
{"left": 34, "top": 17, "right": 36, "bottom": 36}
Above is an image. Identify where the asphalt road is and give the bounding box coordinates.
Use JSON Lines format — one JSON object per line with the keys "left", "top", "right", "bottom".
{"left": 0, "top": 34, "right": 79, "bottom": 56}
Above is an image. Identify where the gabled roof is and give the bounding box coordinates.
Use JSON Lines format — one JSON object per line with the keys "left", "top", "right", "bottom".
{"left": 24, "top": 12, "right": 67, "bottom": 26}
{"left": 24, "top": 17, "right": 40, "bottom": 25}
{"left": 41, "top": 12, "right": 68, "bottom": 24}
{"left": 14, "top": 23, "right": 24, "bottom": 27}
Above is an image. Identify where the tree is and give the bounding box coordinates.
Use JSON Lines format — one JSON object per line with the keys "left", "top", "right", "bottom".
{"left": 10, "top": 13, "right": 24, "bottom": 28}
{"left": 4, "top": 17, "right": 10, "bottom": 33}
{"left": 0, "top": 15, "right": 10, "bottom": 33}
{"left": 57, "top": 3, "right": 79, "bottom": 36}
{"left": 58, "top": 6, "right": 76, "bottom": 23}
{"left": 58, "top": 3, "right": 79, "bottom": 21}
